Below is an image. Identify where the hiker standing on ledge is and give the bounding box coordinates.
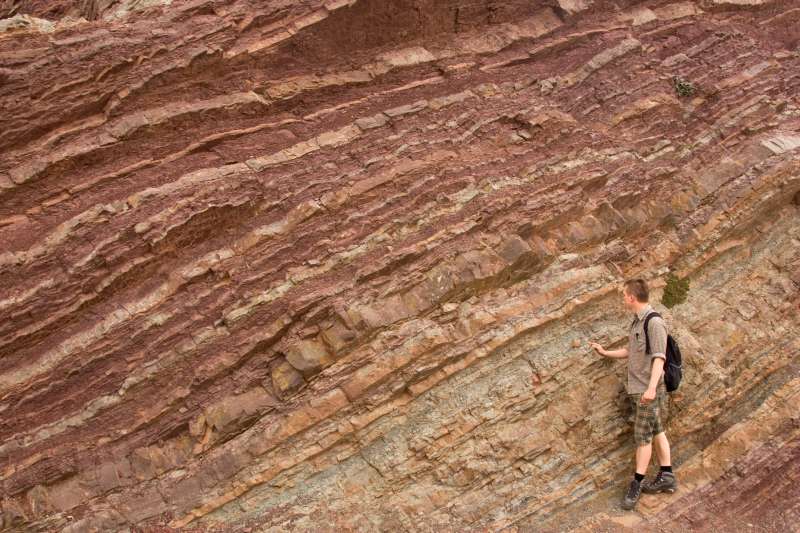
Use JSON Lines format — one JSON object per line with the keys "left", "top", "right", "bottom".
{"left": 589, "top": 278, "right": 678, "bottom": 511}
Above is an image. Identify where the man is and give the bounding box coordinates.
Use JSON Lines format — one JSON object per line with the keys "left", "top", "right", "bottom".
{"left": 589, "top": 278, "right": 677, "bottom": 511}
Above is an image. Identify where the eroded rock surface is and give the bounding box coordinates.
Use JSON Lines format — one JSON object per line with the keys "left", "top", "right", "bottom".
{"left": 0, "top": 0, "right": 798, "bottom": 531}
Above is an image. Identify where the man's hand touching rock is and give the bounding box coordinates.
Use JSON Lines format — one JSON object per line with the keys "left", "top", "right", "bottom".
{"left": 589, "top": 341, "right": 607, "bottom": 356}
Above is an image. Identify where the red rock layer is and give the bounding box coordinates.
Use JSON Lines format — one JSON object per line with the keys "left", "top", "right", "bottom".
{"left": 0, "top": 0, "right": 798, "bottom": 531}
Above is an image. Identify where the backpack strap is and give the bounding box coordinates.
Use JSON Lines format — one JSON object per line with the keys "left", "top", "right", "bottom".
{"left": 642, "top": 311, "right": 661, "bottom": 355}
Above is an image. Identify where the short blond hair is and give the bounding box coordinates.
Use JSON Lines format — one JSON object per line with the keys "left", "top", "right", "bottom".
{"left": 624, "top": 279, "right": 649, "bottom": 303}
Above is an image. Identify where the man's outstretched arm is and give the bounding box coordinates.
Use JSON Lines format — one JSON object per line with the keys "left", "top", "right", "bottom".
{"left": 589, "top": 342, "right": 628, "bottom": 359}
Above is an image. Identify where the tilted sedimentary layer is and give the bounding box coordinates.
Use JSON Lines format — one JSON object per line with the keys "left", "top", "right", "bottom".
{"left": 0, "top": 0, "right": 175, "bottom": 22}
{"left": 0, "top": 0, "right": 798, "bottom": 531}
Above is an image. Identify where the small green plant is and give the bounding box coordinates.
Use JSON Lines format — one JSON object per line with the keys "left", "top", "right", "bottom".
{"left": 673, "top": 76, "right": 696, "bottom": 98}
{"left": 661, "top": 272, "right": 690, "bottom": 308}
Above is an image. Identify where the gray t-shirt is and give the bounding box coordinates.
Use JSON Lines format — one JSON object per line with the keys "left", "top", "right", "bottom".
{"left": 627, "top": 304, "right": 668, "bottom": 394}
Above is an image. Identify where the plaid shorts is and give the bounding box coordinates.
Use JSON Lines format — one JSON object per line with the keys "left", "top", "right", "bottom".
{"left": 629, "top": 380, "right": 668, "bottom": 446}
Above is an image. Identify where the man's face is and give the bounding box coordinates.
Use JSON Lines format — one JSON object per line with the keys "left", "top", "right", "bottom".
{"left": 622, "top": 288, "right": 635, "bottom": 310}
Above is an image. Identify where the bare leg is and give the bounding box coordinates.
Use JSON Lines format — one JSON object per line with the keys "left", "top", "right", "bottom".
{"left": 635, "top": 442, "right": 652, "bottom": 475}
{"left": 653, "top": 431, "right": 671, "bottom": 466}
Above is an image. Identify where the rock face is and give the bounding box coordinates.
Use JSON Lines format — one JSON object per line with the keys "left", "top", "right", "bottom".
{"left": 1, "top": 0, "right": 799, "bottom": 531}
{"left": 0, "top": 0, "right": 174, "bottom": 21}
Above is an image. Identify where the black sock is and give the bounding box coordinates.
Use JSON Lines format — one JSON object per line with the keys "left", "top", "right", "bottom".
{"left": 660, "top": 465, "right": 672, "bottom": 473}
{"left": 634, "top": 472, "right": 645, "bottom": 482}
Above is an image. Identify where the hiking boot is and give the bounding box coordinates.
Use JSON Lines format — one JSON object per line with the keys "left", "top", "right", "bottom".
{"left": 642, "top": 471, "right": 677, "bottom": 494}
{"left": 621, "top": 479, "right": 642, "bottom": 510}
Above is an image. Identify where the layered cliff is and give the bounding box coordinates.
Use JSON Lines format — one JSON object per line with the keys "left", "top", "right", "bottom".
{"left": 0, "top": 0, "right": 798, "bottom": 531}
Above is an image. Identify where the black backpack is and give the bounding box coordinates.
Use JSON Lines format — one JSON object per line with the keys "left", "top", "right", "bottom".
{"left": 642, "top": 312, "right": 683, "bottom": 392}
